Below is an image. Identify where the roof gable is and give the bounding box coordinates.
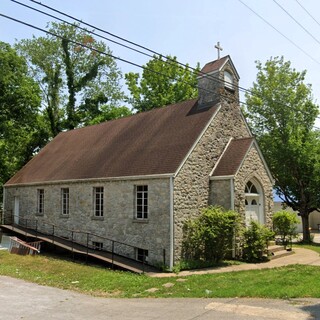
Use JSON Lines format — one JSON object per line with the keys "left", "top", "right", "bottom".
{"left": 211, "top": 137, "right": 273, "bottom": 182}
{"left": 200, "top": 55, "right": 240, "bottom": 80}
{"left": 6, "top": 99, "right": 220, "bottom": 185}
{"left": 211, "top": 137, "right": 254, "bottom": 177}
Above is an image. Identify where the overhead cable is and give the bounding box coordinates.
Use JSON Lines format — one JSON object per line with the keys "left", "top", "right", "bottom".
{"left": 273, "top": 0, "right": 320, "bottom": 47}
{"left": 238, "top": 0, "right": 320, "bottom": 66}
{"left": 24, "top": 0, "right": 252, "bottom": 95}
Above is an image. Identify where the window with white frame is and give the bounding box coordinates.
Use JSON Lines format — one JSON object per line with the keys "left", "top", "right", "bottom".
{"left": 136, "top": 185, "right": 148, "bottom": 219}
{"left": 37, "top": 189, "right": 44, "bottom": 214}
{"left": 94, "top": 187, "right": 104, "bottom": 217}
{"left": 245, "top": 181, "right": 258, "bottom": 194}
{"left": 61, "top": 188, "right": 69, "bottom": 215}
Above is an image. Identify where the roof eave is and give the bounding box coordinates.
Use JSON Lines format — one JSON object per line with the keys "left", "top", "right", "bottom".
{"left": 4, "top": 173, "right": 174, "bottom": 188}
{"left": 210, "top": 175, "right": 234, "bottom": 180}
{"left": 234, "top": 139, "right": 274, "bottom": 183}
{"left": 209, "top": 137, "right": 234, "bottom": 177}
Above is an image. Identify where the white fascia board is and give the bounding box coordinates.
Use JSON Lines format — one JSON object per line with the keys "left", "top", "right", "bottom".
{"left": 234, "top": 140, "right": 254, "bottom": 178}
{"left": 4, "top": 173, "right": 174, "bottom": 188}
{"left": 197, "top": 69, "right": 219, "bottom": 80}
{"left": 174, "top": 104, "right": 222, "bottom": 178}
{"left": 209, "top": 137, "right": 233, "bottom": 177}
{"left": 251, "top": 140, "right": 274, "bottom": 183}
{"left": 234, "top": 139, "right": 274, "bottom": 183}
{"left": 210, "top": 175, "right": 234, "bottom": 180}
{"left": 169, "top": 177, "right": 174, "bottom": 271}
{"left": 239, "top": 110, "right": 253, "bottom": 137}
{"left": 223, "top": 57, "right": 240, "bottom": 80}
{"left": 198, "top": 57, "right": 240, "bottom": 82}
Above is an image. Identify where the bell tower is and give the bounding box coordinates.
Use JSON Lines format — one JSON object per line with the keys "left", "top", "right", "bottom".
{"left": 198, "top": 46, "right": 240, "bottom": 108}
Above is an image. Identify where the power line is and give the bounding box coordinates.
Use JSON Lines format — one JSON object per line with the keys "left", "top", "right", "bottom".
{"left": 11, "top": 0, "right": 157, "bottom": 62}
{"left": 295, "top": 0, "right": 320, "bottom": 29}
{"left": 2, "top": 3, "right": 319, "bottom": 128}
{"left": 273, "top": 0, "right": 320, "bottom": 47}
{"left": 0, "top": 12, "right": 225, "bottom": 101}
{"left": 23, "top": 0, "right": 252, "bottom": 96}
{"left": 238, "top": 0, "right": 320, "bottom": 66}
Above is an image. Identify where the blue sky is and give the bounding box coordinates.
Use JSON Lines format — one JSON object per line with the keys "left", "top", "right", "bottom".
{"left": 0, "top": 0, "right": 320, "bottom": 200}
{"left": 1, "top": 0, "right": 320, "bottom": 130}
{"left": 3, "top": 0, "right": 320, "bottom": 201}
{"left": 0, "top": 0, "right": 320, "bottom": 131}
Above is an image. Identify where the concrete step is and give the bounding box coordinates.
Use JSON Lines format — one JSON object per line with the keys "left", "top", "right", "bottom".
{"left": 268, "top": 245, "right": 287, "bottom": 253}
{"left": 268, "top": 248, "right": 295, "bottom": 260}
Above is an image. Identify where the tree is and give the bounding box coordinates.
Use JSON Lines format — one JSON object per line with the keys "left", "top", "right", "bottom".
{"left": 272, "top": 210, "right": 299, "bottom": 247}
{"left": 125, "top": 55, "right": 199, "bottom": 112}
{"left": 0, "top": 42, "right": 45, "bottom": 195}
{"left": 16, "top": 22, "right": 129, "bottom": 136}
{"left": 245, "top": 56, "right": 320, "bottom": 242}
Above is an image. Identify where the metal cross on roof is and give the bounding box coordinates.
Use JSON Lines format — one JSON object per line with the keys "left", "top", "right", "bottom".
{"left": 215, "top": 41, "right": 223, "bottom": 59}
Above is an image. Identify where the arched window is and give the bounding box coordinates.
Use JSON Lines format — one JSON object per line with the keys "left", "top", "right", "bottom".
{"left": 251, "top": 199, "right": 257, "bottom": 205}
{"left": 245, "top": 181, "right": 258, "bottom": 194}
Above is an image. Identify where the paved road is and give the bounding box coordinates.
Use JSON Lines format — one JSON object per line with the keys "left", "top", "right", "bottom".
{"left": 1, "top": 276, "right": 319, "bottom": 320}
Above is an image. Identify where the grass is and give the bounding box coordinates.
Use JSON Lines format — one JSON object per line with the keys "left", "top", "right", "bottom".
{"left": 1, "top": 251, "right": 320, "bottom": 298}
{"left": 293, "top": 241, "right": 320, "bottom": 254}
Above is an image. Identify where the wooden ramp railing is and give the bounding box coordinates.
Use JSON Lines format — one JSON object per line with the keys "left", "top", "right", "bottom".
{"left": 9, "top": 237, "right": 42, "bottom": 255}
{"left": 1, "top": 215, "right": 160, "bottom": 274}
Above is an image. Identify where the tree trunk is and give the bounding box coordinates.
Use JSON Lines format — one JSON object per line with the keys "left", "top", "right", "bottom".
{"left": 300, "top": 212, "right": 311, "bottom": 243}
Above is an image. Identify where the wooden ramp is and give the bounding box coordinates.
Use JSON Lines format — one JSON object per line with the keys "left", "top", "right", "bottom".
{"left": 0, "top": 224, "right": 157, "bottom": 274}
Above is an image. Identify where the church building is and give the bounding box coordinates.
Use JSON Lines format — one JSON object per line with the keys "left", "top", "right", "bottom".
{"left": 3, "top": 54, "right": 274, "bottom": 269}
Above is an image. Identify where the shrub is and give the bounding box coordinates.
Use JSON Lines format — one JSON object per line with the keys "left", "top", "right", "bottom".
{"left": 182, "top": 206, "right": 241, "bottom": 263}
{"left": 272, "top": 210, "right": 299, "bottom": 247}
{"left": 242, "top": 221, "right": 274, "bottom": 262}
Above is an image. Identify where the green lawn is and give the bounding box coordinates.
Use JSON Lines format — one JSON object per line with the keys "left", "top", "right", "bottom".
{"left": 1, "top": 250, "right": 320, "bottom": 298}
{"left": 293, "top": 241, "right": 320, "bottom": 254}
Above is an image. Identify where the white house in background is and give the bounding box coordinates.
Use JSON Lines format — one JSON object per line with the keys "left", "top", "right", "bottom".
{"left": 273, "top": 202, "right": 320, "bottom": 233}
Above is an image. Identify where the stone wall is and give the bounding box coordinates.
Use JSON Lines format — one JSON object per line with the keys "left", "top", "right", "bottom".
{"left": 173, "top": 98, "right": 250, "bottom": 262}
{"left": 4, "top": 177, "right": 171, "bottom": 266}
{"left": 234, "top": 146, "right": 274, "bottom": 226}
{"left": 209, "top": 179, "right": 232, "bottom": 209}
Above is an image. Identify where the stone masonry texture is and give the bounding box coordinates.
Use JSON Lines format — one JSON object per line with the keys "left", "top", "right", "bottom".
{"left": 4, "top": 178, "right": 171, "bottom": 266}
{"left": 173, "top": 96, "right": 251, "bottom": 262}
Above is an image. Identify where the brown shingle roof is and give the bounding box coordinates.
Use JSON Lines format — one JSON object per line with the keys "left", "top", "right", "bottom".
{"left": 212, "top": 137, "right": 253, "bottom": 177}
{"left": 200, "top": 55, "right": 229, "bottom": 74}
{"left": 6, "top": 99, "right": 220, "bottom": 185}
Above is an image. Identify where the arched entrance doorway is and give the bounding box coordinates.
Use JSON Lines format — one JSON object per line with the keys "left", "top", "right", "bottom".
{"left": 245, "top": 180, "right": 264, "bottom": 226}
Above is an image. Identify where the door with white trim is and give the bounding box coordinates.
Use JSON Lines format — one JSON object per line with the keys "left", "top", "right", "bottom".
{"left": 245, "top": 196, "right": 259, "bottom": 226}
{"left": 245, "top": 180, "right": 264, "bottom": 226}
